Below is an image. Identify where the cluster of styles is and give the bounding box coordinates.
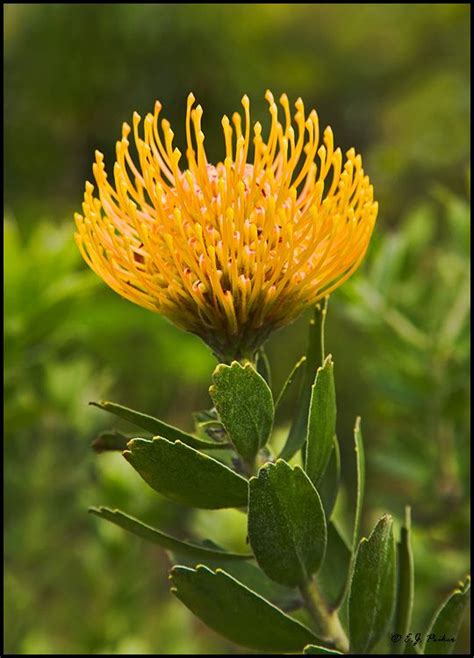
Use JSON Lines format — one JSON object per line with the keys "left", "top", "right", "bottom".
{"left": 77, "top": 94, "right": 470, "bottom": 654}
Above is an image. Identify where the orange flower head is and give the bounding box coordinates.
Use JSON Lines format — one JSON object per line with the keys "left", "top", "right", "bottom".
{"left": 75, "top": 92, "right": 378, "bottom": 361}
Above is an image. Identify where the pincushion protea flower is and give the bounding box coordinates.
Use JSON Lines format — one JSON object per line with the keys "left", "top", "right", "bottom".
{"left": 75, "top": 92, "right": 377, "bottom": 361}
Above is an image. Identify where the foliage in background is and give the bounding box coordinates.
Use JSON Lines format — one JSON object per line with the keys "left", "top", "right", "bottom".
{"left": 4, "top": 4, "right": 469, "bottom": 227}
{"left": 4, "top": 2, "right": 470, "bottom": 654}
{"left": 4, "top": 220, "right": 223, "bottom": 654}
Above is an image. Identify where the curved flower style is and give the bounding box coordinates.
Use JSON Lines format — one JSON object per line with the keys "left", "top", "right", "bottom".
{"left": 75, "top": 92, "right": 378, "bottom": 361}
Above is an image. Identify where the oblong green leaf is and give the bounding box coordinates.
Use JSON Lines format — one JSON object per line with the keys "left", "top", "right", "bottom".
{"left": 318, "top": 436, "right": 341, "bottom": 520}
{"left": 352, "top": 417, "right": 365, "bottom": 552}
{"left": 279, "top": 300, "right": 328, "bottom": 461}
{"left": 305, "top": 355, "right": 336, "bottom": 488}
{"left": 209, "top": 361, "right": 274, "bottom": 463}
{"left": 170, "top": 565, "right": 320, "bottom": 652}
{"left": 123, "top": 438, "right": 248, "bottom": 509}
{"left": 248, "top": 459, "right": 327, "bottom": 587}
{"left": 174, "top": 552, "right": 299, "bottom": 611}
{"left": 94, "top": 506, "right": 298, "bottom": 611}
{"left": 349, "top": 514, "right": 396, "bottom": 654}
{"left": 393, "top": 506, "right": 414, "bottom": 654}
{"left": 90, "top": 400, "right": 225, "bottom": 450}
{"left": 423, "top": 576, "right": 470, "bottom": 654}
{"left": 274, "top": 355, "right": 306, "bottom": 411}
{"left": 332, "top": 418, "right": 366, "bottom": 611}
{"left": 89, "top": 506, "right": 252, "bottom": 561}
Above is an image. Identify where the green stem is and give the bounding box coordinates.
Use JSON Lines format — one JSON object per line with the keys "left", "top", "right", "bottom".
{"left": 300, "top": 578, "right": 349, "bottom": 654}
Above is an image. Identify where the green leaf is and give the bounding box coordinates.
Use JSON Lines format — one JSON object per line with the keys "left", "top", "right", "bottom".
{"left": 174, "top": 551, "right": 299, "bottom": 611}
{"left": 318, "top": 435, "right": 341, "bottom": 520}
{"left": 274, "top": 355, "right": 306, "bottom": 411}
{"left": 97, "top": 507, "right": 299, "bottom": 611}
{"left": 352, "top": 417, "right": 365, "bottom": 552}
{"left": 304, "top": 644, "right": 343, "bottom": 654}
{"left": 90, "top": 400, "right": 225, "bottom": 450}
{"left": 209, "top": 361, "right": 274, "bottom": 464}
{"left": 423, "top": 576, "right": 470, "bottom": 654}
{"left": 89, "top": 506, "right": 252, "bottom": 561}
{"left": 332, "top": 418, "right": 366, "bottom": 611}
{"left": 123, "top": 438, "right": 248, "bottom": 509}
{"left": 305, "top": 355, "right": 336, "bottom": 488}
{"left": 170, "top": 565, "right": 320, "bottom": 652}
{"left": 279, "top": 300, "right": 328, "bottom": 460}
{"left": 91, "top": 430, "right": 133, "bottom": 453}
{"left": 392, "top": 506, "right": 414, "bottom": 654}
{"left": 317, "top": 521, "right": 351, "bottom": 610}
{"left": 248, "top": 459, "right": 327, "bottom": 587}
{"left": 349, "top": 514, "right": 397, "bottom": 654}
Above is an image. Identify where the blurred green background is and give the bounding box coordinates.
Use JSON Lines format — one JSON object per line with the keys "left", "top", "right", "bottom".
{"left": 4, "top": 3, "right": 470, "bottom": 654}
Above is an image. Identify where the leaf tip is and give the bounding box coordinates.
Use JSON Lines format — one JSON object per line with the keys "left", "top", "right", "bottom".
{"left": 458, "top": 575, "right": 471, "bottom": 594}
{"left": 324, "top": 353, "right": 333, "bottom": 366}
{"left": 404, "top": 505, "right": 412, "bottom": 529}
{"left": 211, "top": 362, "right": 228, "bottom": 382}
{"left": 195, "top": 564, "right": 211, "bottom": 574}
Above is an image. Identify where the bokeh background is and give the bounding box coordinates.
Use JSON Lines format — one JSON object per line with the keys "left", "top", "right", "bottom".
{"left": 4, "top": 3, "right": 470, "bottom": 654}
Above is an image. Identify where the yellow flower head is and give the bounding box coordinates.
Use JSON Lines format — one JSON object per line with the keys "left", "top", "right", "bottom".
{"left": 75, "top": 92, "right": 377, "bottom": 361}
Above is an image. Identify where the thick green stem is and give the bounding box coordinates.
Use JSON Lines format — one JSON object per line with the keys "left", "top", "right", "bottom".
{"left": 300, "top": 579, "right": 349, "bottom": 654}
